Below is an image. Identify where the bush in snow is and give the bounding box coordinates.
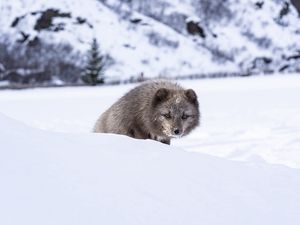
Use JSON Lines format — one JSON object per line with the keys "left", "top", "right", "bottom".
{"left": 0, "top": 63, "right": 5, "bottom": 79}
{"left": 147, "top": 31, "right": 179, "bottom": 48}
{"left": 192, "top": 0, "right": 233, "bottom": 25}
{"left": 0, "top": 36, "right": 82, "bottom": 85}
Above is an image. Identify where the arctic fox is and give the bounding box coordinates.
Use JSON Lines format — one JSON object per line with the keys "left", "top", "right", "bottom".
{"left": 93, "top": 80, "right": 200, "bottom": 144}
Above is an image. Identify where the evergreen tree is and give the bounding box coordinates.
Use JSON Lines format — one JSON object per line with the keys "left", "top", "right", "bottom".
{"left": 82, "top": 38, "right": 105, "bottom": 85}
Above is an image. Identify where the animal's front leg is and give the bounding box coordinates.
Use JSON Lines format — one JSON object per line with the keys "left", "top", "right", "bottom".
{"left": 160, "top": 138, "right": 170, "bottom": 145}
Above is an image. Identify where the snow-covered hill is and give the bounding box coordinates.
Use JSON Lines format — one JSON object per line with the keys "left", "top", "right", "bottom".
{"left": 0, "top": 0, "right": 234, "bottom": 80}
{"left": 0, "top": 0, "right": 300, "bottom": 83}
{"left": 1, "top": 112, "right": 300, "bottom": 225}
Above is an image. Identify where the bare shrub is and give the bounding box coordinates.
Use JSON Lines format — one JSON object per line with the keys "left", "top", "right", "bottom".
{"left": 192, "top": 0, "right": 233, "bottom": 25}
{"left": 0, "top": 36, "right": 82, "bottom": 85}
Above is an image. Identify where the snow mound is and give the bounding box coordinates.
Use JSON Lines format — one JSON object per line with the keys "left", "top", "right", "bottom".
{"left": 0, "top": 113, "right": 300, "bottom": 225}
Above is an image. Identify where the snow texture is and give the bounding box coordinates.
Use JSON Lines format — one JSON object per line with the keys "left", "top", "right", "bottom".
{"left": 0, "top": 112, "right": 300, "bottom": 225}
{"left": 0, "top": 75, "right": 300, "bottom": 225}
{"left": 0, "top": 74, "right": 299, "bottom": 168}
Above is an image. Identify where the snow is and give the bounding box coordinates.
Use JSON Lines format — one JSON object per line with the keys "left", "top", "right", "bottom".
{"left": 173, "top": 74, "right": 300, "bottom": 168}
{"left": 1, "top": 75, "right": 300, "bottom": 224}
{"left": 0, "top": 0, "right": 233, "bottom": 79}
{"left": 0, "top": 109, "right": 299, "bottom": 225}
{"left": 1, "top": 0, "right": 299, "bottom": 80}
{"left": 1, "top": 74, "right": 300, "bottom": 167}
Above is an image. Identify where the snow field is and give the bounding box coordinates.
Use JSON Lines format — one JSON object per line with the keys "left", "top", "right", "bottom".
{"left": 0, "top": 74, "right": 299, "bottom": 168}
{"left": 0, "top": 112, "right": 300, "bottom": 225}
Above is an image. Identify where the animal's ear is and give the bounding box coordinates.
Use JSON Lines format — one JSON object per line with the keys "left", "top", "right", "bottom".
{"left": 153, "top": 88, "right": 169, "bottom": 105}
{"left": 185, "top": 89, "right": 198, "bottom": 104}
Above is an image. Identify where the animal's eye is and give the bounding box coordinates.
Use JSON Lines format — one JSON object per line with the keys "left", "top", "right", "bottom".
{"left": 182, "top": 114, "right": 189, "bottom": 120}
{"left": 163, "top": 113, "right": 171, "bottom": 119}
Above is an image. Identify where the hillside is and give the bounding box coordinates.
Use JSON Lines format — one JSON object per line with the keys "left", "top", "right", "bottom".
{"left": 0, "top": 0, "right": 300, "bottom": 85}
{"left": 0, "top": 111, "right": 300, "bottom": 225}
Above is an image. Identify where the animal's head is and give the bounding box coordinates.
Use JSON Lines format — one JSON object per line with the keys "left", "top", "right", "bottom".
{"left": 150, "top": 87, "right": 200, "bottom": 138}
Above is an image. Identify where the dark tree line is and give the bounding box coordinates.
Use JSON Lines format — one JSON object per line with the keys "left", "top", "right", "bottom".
{"left": 0, "top": 36, "right": 107, "bottom": 87}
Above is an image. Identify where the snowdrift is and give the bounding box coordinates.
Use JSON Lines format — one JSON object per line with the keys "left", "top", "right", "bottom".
{"left": 0, "top": 113, "right": 300, "bottom": 225}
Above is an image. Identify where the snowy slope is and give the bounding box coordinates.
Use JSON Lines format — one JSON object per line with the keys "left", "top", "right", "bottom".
{"left": 1, "top": 113, "right": 300, "bottom": 225}
{"left": 1, "top": 0, "right": 300, "bottom": 81}
{"left": 152, "top": 0, "right": 300, "bottom": 73}
{"left": 0, "top": 0, "right": 232, "bottom": 79}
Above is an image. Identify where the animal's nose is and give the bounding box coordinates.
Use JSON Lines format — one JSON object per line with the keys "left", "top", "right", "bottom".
{"left": 174, "top": 129, "right": 181, "bottom": 135}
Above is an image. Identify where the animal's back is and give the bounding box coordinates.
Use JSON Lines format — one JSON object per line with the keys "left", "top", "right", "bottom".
{"left": 93, "top": 80, "right": 199, "bottom": 144}
{"left": 93, "top": 80, "right": 182, "bottom": 136}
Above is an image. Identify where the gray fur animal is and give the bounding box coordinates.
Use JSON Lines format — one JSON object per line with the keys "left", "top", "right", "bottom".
{"left": 93, "top": 80, "right": 200, "bottom": 144}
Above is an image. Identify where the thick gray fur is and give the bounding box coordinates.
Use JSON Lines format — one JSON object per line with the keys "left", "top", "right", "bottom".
{"left": 93, "top": 80, "right": 200, "bottom": 144}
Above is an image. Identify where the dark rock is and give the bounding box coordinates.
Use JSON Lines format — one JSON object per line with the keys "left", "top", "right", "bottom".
{"left": 11, "top": 17, "right": 20, "bottom": 27}
{"left": 34, "top": 8, "right": 71, "bottom": 31}
{"left": 11, "top": 15, "right": 26, "bottom": 27}
{"left": 255, "top": 1, "right": 264, "bottom": 9}
{"left": 287, "top": 54, "right": 300, "bottom": 60}
{"left": 130, "top": 18, "right": 142, "bottom": 24}
{"left": 279, "top": 64, "right": 290, "bottom": 72}
{"left": 76, "top": 17, "right": 86, "bottom": 24}
{"left": 186, "top": 20, "right": 205, "bottom": 38}
{"left": 28, "top": 36, "right": 40, "bottom": 47}
{"left": 75, "top": 17, "right": 93, "bottom": 28}
{"left": 17, "top": 31, "right": 30, "bottom": 43}
{"left": 279, "top": 2, "right": 290, "bottom": 19}
{"left": 31, "top": 11, "right": 41, "bottom": 15}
